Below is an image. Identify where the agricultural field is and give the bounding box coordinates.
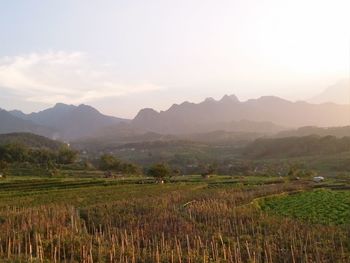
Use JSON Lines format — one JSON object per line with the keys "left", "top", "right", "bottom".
{"left": 0, "top": 174, "right": 349, "bottom": 262}
{"left": 260, "top": 189, "right": 350, "bottom": 225}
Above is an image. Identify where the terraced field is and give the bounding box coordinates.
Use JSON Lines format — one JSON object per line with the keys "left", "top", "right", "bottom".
{"left": 260, "top": 189, "right": 350, "bottom": 225}
{"left": 0, "top": 176, "right": 349, "bottom": 262}
{"left": 0, "top": 177, "right": 199, "bottom": 208}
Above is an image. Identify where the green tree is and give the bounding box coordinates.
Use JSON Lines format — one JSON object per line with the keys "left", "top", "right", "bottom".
{"left": 99, "top": 154, "right": 121, "bottom": 171}
{"left": 200, "top": 163, "right": 217, "bottom": 178}
{"left": 172, "top": 168, "right": 182, "bottom": 177}
{"left": 57, "top": 146, "right": 78, "bottom": 164}
{"left": 3, "top": 143, "right": 28, "bottom": 162}
{"left": 147, "top": 163, "right": 171, "bottom": 182}
{"left": 99, "top": 154, "right": 140, "bottom": 175}
{"left": 121, "top": 163, "right": 141, "bottom": 175}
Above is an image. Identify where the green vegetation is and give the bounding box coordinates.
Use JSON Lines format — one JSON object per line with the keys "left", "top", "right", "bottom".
{"left": 74, "top": 135, "right": 350, "bottom": 175}
{"left": 244, "top": 135, "right": 350, "bottom": 159}
{"left": 78, "top": 139, "right": 243, "bottom": 174}
{"left": 0, "top": 132, "right": 350, "bottom": 261}
{"left": 260, "top": 189, "right": 350, "bottom": 225}
{"left": 147, "top": 163, "right": 172, "bottom": 181}
{"left": 0, "top": 143, "right": 77, "bottom": 166}
{"left": 0, "top": 132, "right": 64, "bottom": 150}
{"left": 99, "top": 153, "right": 140, "bottom": 175}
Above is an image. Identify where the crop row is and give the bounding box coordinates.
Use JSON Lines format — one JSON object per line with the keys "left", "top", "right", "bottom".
{"left": 0, "top": 182, "right": 348, "bottom": 262}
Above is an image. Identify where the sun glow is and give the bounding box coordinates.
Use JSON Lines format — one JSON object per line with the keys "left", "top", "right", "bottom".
{"left": 255, "top": 0, "right": 350, "bottom": 79}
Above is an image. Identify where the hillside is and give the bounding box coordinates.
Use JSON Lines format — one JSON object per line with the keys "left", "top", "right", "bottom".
{"left": 0, "top": 109, "right": 54, "bottom": 137}
{"left": 277, "top": 126, "right": 350, "bottom": 138}
{"left": 0, "top": 133, "right": 65, "bottom": 150}
{"left": 72, "top": 128, "right": 266, "bottom": 153}
{"left": 244, "top": 135, "right": 350, "bottom": 159}
{"left": 309, "top": 79, "right": 350, "bottom": 104}
{"left": 10, "top": 103, "right": 130, "bottom": 140}
{"left": 132, "top": 95, "right": 350, "bottom": 134}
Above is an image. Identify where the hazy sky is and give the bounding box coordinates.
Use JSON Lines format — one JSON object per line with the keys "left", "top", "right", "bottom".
{"left": 0, "top": 0, "right": 349, "bottom": 118}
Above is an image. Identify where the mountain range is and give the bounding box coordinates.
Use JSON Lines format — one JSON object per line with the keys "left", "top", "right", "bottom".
{"left": 4, "top": 103, "right": 128, "bottom": 141}
{"left": 2, "top": 94, "right": 350, "bottom": 142}
{"left": 131, "top": 95, "right": 350, "bottom": 133}
{"left": 0, "top": 109, "right": 54, "bottom": 137}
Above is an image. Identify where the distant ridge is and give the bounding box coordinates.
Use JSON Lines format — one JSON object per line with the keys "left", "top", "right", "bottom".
{"left": 4, "top": 94, "right": 350, "bottom": 141}
{"left": 309, "top": 79, "right": 350, "bottom": 104}
{"left": 276, "top": 126, "right": 350, "bottom": 138}
{"left": 0, "top": 109, "right": 54, "bottom": 137}
{"left": 9, "top": 103, "right": 130, "bottom": 141}
{"left": 132, "top": 95, "right": 350, "bottom": 134}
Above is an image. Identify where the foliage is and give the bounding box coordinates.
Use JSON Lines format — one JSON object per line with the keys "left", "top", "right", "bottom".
{"left": 57, "top": 146, "right": 78, "bottom": 164}
{"left": 99, "top": 154, "right": 140, "bottom": 175}
{"left": 244, "top": 135, "right": 350, "bottom": 158}
{"left": 287, "top": 163, "right": 317, "bottom": 179}
{"left": 0, "top": 143, "right": 78, "bottom": 167}
{"left": 0, "top": 132, "right": 64, "bottom": 150}
{"left": 200, "top": 163, "right": 217, "bottom": 177}
{"left": 147, "top": 163, "right": 171, "bottom": 180}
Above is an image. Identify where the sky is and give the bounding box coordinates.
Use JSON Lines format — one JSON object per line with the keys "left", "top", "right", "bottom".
{"left": 0, "top": 0, "right": 349, "bottom": 118}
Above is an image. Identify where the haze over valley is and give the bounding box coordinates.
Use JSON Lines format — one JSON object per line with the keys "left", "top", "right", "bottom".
{"left": 2, "top": 80, "right": 350, "bottom": 143}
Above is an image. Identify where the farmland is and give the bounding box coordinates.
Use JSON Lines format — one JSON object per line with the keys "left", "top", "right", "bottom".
{"left": 260, "top": 189, "right": 350, "bottom": 225}
{"left": 0, "top": 175, "right": 349, "bottom": 262}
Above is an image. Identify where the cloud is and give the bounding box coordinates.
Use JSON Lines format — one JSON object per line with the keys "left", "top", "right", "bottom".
{"left": 0, "top": 51, "right": 163, "bottom": 105}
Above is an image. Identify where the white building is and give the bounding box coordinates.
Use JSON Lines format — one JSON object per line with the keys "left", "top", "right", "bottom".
{"left": 313, "top": 176, "right": 324, "bottom": 182}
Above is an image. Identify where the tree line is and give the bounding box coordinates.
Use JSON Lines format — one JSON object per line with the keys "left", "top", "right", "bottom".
{"left": 244, "top": 135, "right": 350, "bottom": 159}
{"left": 0, "top": 143, "right": 78, "bottom": 165}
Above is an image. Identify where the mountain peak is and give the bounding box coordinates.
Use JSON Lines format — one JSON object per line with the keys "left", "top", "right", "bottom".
{"left": 134, "top": 108, "right": 158, "bottom": 118}
{"left": 9, "top": 109, "right": 28, "bottom": 120}
{"left": 203, "top": 97, "right": 216, "bottom": 103}
{"left": 77, "top": 104, "right": 97, "bottom": 111}
{"left": 255, "top": 96, "right": 290, "bottom": 104}
{"left": 133, "top": 108, "right": 159, "bottom": 126}
{"left": 53, "top": 102, "right": 74, "bottom": 109}
{"left": 220, "top": 94, "right": 239, "bottom": 103}
{"left": 309, "top": 79, "right": 350, "bottom": 104}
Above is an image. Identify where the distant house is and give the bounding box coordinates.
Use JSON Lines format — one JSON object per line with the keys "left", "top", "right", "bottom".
{"left": 313, "top": 176, "right": 324, "bottom": 182}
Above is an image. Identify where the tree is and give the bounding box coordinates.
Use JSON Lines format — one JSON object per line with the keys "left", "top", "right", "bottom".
{"left": 99, "top": 154, "right": 141, "bottom": 175}
{"left": 200, "top": 163, "right": 217, "bottom": 178}
{"left": 2, "top": 143, "right": 28, "bottom": 162}
{"left": 99, "top": 154, "right": 121, "bottom": 171}
{"left": 172, "top": 168, "right": 182, "bottom": 177}
{"left": 120, "top": 163, "right": 141, "bottom": 175}
{"left": 147, "top": 163, "right": 171, "bottom": 182}
{"left": 82, "top": 160, "right": 95, "bottom": 170}
{"left": 0, "top": 160, "right": 9, "bottom": 178}
{"left": 57, "top": 146, "right": 78, "bottom": 164}
{"left": 30, "top": 148, "right": 56, "bottom": 168}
